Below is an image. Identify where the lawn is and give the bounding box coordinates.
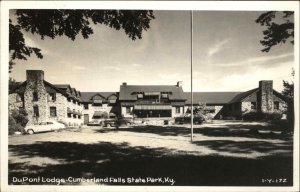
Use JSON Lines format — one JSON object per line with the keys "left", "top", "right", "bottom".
{"left": 8, "top": 120, "right": 293, "bottom": 186}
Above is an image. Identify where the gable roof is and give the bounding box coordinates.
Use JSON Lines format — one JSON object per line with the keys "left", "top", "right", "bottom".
{"left": 54, "top": 84, "right": 81, "bottom": 101}
{"left": 228, "top": 88, "right": 259, "bottom": 103}
{"left": 80, "top": 92, "right": 118, "bottom": 102}
{"left": 119, "top": 85, "right": 185, "bottom": 101}
{"left": 10, "top": 81, "right": 27, "bottom": 94}
{"left": 44, "top": 81, "right": 67, "bottom": 95}
{"left": 184, "top": 92, "right": 242, "bottom": 105}
{"left": 54, "top": 84, "right": 71, "bottom": 89}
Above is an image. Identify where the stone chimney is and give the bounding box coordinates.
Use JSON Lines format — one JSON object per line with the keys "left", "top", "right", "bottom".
{"left": 177, "top": 81, "right": 183, "bottom": 87}
{"left": 122, "top": 82, "right": 127, "bottom": 86}
{"left": 26, "top": 70, "right": 44, "bottom": 87}
{"left": 259, "top": 80, "right": 273, "bottom": 112}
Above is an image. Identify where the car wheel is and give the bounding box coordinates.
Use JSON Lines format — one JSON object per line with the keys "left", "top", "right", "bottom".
{"left": 27, "top": 129, "right": 34, "bottom": 135}
{"left": 106, "top": 124, "right": 111, "bottom": 128}
{"left": 126, "top": 122, "right": 131, "bottom": 126}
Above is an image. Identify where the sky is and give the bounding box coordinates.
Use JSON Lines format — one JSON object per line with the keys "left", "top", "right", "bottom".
{"left": 9, "top": 10, "right": 294, "bottom": 92}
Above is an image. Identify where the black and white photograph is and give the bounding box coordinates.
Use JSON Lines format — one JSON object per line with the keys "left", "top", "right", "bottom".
{"left": 1, "top": 1, "right": 299, "bottom": 192}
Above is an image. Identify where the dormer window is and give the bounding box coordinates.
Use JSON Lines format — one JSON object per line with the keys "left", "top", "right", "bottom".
{"left": 137, "top": 94, "right": 143, "bottom": 99}
{"left": 161, "top": 93, "right": 168, "bottom": 98}
{"left": 92, "top": 95, "right": 103, "bottom": 106}
{"left": 93, "top": 99, "right": 102, "bottom": 106}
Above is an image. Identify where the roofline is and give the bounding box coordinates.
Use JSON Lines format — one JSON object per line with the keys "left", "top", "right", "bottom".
{"left": 10, "top": 81, "right": 26, "bottom": 94}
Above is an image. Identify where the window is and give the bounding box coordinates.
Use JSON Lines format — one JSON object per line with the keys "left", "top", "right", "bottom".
{"left": 274, "top": 101, "right": 280, "bottom": 110}
{"left": 16, "top": 94, "right": 22, "bottom": 102}
{"left": 126, "top": 107, "right": 131, "bottom": 114}
{"left": 137, "top": 94, "right": 143, "bottom": 99}
{"left": 50, "top": 107, "right": 57, "bottom": 117}
{"left": 176, "top": 106, "right": 180, "bottom": 114}
{"left": 251, "top": 102, "right": 257, "bottom": 110}
{"left": 33, "top": 91, "right": 38, "bottom": 101}
{"left": 47, "top": 122, "right": 54, "bottom": 125}
{"left": 33, "top": 106, "right": 39, "bottom": 117}
{"left": 84, "top": 104, "right": 89, "bottom": 109}
{"left": 49, "top": 93, "right": 56, "bottom": 101}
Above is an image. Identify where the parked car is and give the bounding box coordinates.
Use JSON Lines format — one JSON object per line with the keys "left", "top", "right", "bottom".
{"left": 103, "top": 117, "right": 134, "bottom": 127}
{"left": 175, "top": 115, "right": 205, "bottom": 125}
{"left": 87, "top": 119, "right": 104, "bottom": 126}
{"left": 25, "top": 121, "right": 66, "bottom": 134}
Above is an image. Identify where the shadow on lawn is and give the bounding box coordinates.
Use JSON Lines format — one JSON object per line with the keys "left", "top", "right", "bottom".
{"left": 193, "top": 140, "right": 293, "bottom": 156}
{"left": 97, "top": 124, "right": 291, "bottom": 140}
{"left": 9, "top": 141, "right": 293, "bottom": 186}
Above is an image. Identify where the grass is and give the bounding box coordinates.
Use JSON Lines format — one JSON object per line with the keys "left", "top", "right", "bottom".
{"left": 8, "top": 120, "right": 293, "bottom": 186}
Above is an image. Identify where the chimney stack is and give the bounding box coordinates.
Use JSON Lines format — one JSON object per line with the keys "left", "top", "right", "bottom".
{"left": 122, "top": 82, "right": 127, "bottom": 86}
{"left": 177, "top": 81, "right": 183, "bottom": 87}
{"left": 26, "top": 70, "right": 44, "bottom": 86}
{"left": 259, "top": 80, "right": 273, "bottom": 112}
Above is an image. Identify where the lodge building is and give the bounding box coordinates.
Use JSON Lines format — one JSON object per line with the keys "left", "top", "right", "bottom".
{"left": 9, "top": 70, "right": 287, "bottom": 126}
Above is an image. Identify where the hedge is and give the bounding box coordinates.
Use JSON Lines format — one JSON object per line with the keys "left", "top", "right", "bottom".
{"left": 243, "top": 112, "right": 282, "bottom": 121}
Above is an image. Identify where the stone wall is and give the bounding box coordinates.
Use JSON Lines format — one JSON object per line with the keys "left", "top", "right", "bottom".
{"left": 48, "top": 93, "right": 67, "bottom": 122}
{"left": 273, "top": 94, "right": 286, "bottom": 113}
{"left": 8, "top": 93, "right": 23, "bottom": 112}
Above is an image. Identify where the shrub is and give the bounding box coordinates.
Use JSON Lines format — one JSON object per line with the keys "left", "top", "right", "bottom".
{"left": 243, "top": 112, "right": 282, "bottom": 121}
{"left": 9, "top": 116, "right": 17, "bottom": 135}
{"left": 11, "top": 108, "right": 28, "bottom": 127}
{"left": 9, "top": 115, "right": 25, "bottom": 135}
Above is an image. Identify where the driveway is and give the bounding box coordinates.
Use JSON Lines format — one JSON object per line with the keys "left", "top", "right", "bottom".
{"left": 8, "top": 120, "right": 293, "bottom": 186}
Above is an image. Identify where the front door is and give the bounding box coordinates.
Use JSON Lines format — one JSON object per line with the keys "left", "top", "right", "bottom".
{"left": 83, "top": 114, "right": 89, "bottom": 124}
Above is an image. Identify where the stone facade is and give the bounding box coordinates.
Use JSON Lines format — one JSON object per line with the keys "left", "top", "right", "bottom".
{"left": 9, "top": 70, "right": 84, "bottom": 126}
{"left": 8, "top": 93, "right": 24, "bottom": 112}
{"left": 9, "top": 71, "right": 287, "bottom": 125}
{"left": 222, "top": 81, "right": 286, "bottom": 119}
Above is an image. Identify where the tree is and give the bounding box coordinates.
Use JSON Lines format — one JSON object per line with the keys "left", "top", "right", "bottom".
{"left": 9, "top": 10, "right": 155, "bottom": 72}
{"left": 256, "top": 11, "right": 295, "bottom": 130}
{"left": 9, "top": 77, "right": 21, "bottom": 93}
{"left": 256, "top": 11, "right": 294, "bottom": 52}
{"left": 282, "top": 69, "right": 294, "bottom": 130}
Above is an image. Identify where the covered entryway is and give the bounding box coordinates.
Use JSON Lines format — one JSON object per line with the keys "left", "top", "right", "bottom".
{"left": 134, "top": 105, "right": 172, "bottom": 118}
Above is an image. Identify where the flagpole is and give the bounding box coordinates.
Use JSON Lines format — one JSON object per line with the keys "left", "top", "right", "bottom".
{"left": 191, "top": 10, "right": 194, "bottom": 142}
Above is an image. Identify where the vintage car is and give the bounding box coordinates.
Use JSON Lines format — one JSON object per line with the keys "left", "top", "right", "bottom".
{"left": 174, "top": 115, "right": 205, "bottom": 125}
{"left": 87, "top": 119, "right": 104, "bottom": 126}
{"left": 103, "top": 117, "right": 134, "bottom": 127}
{"left": 25, "top": 121, "right": 66, "bottom": 134}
